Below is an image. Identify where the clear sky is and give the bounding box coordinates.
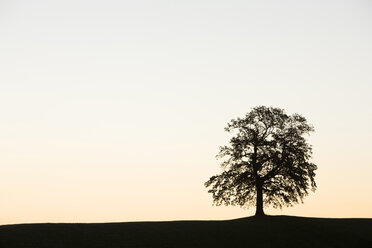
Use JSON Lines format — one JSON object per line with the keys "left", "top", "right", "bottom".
{"left": 0, "top": 0, "right": 371, "bottom": 225}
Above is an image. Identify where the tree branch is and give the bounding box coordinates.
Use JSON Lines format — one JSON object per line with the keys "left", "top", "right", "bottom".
{"left": 261, "top": 145, "right": 286, "bottom": 182}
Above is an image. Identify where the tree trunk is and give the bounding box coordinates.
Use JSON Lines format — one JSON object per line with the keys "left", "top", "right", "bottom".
{"left": 255, "top": 183, "right": 265, "bottom": 216}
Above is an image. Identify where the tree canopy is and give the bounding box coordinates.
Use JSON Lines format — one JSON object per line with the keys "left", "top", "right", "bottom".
{"left": 205, "top": 106, "right": 317, "bottom": 216}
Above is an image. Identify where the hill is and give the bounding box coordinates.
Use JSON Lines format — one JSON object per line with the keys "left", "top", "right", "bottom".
{"left": 0, "top": 216, "right": 371, "bottom": 248}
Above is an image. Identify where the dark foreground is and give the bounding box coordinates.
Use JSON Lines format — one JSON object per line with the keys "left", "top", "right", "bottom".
{"left": 1, "top": 216, "right": 371, "bottom": 248}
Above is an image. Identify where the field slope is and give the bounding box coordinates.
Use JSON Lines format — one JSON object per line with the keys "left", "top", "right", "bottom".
{"left": 1, "top": 216, "right": 371, "bottom": 248}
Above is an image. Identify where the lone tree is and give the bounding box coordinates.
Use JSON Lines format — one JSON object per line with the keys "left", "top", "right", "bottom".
{"left": 205, "top": 106, "right": 317, "bottom": 216}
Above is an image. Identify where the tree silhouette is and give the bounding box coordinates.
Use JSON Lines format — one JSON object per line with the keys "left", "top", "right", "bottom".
{"left": 205, "top": 106, "right": 317, "bottom": 216}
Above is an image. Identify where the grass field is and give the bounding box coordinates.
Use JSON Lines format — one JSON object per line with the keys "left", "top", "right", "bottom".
{"left": 1, "top": 215, "right": 371, "bottom": 248}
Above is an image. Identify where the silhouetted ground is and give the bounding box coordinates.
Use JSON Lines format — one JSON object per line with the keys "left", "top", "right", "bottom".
{"left": 1, "top": 215, "right": 371, "bottom": 248}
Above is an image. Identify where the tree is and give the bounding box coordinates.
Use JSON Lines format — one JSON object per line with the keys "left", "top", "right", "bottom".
{"left": 205, "top": 106, "right": 317, "bottom": 216}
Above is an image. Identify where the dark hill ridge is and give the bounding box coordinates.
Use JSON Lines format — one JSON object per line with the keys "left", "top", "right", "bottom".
{"left": 1, "top": 216, "right": 371, "bottom": 248}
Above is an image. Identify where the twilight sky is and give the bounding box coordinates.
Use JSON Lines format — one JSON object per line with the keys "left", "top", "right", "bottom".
{"left": 0, "top": 0, "right": 371, "bottom": 225}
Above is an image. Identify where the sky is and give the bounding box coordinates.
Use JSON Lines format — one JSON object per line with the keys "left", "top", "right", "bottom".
{"left": 0, "top": 0, "right": 371, "bottom": 225}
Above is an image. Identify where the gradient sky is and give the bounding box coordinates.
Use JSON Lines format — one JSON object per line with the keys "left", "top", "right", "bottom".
{"left": 0, "top": 0, "right": 371, "bottom": 225}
